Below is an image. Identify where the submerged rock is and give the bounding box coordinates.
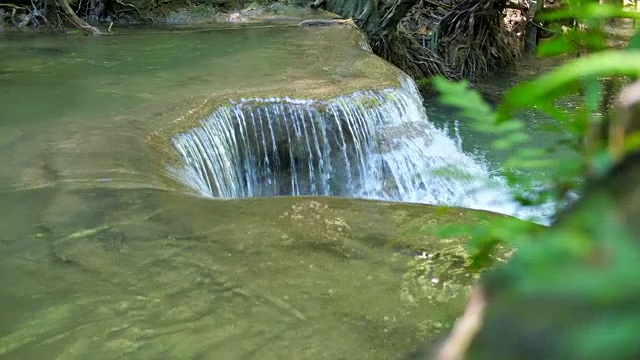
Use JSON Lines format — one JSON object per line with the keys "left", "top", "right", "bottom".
{"left": 0, "top": 187, "right": 498, "bottom": 359}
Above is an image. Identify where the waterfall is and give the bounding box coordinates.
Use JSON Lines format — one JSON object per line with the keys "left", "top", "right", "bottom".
{"left": 170, "top": 76, "right": 549, "bottom": 223}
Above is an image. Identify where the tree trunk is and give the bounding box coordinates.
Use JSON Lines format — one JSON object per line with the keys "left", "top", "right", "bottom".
{"left": 524, "top": 0, "right": 543, "bottom": 54}
{"left": 315, "top": 0, "right": 419, "bottom": 39}
{"left": 59, "top": 0, "right": 101, "bottom": 35}
{"left": 610, "top": 80, "right": 640, "bottom": 161}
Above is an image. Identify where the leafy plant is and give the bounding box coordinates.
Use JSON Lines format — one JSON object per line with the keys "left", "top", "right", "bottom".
{"left": 416, "top": 2, "right": 640, "bottom": 358}
{"left": 430, "top": 1, "right": 640, "bottom": 270}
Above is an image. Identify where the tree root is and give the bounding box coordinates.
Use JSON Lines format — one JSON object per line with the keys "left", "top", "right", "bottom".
{"left": 0, "top": 3, "right": 26, "bottom": 10}
{"left": 114, "top": 0, "right": 153, "bottom": 23}
{"left": 372, "top": 29, "right": 454, "bottom": 80}
{"left": 298, "top": 18, "right": 352, "bottom": 27}
{"left": 435, "top": 0, "right": 519, "bottom": 80}
{"left": 310, "top": 0, "right": 326, "bottom": 10}
{"left": 58, "top": 0, "right": 101, "bottom": 35}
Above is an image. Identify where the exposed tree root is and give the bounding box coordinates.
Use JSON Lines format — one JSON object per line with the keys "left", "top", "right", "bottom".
{"left": 0, "top": 3, "right": 25, "bottom": 10}
{"left": 371, "top": 29, "right": 454, "bottom": 80}
{"left": 58, "top": 0, "right": 101, "bottom": 35}
{"left": 400, "top": 0, "right": 453, "bottom": 48}
{"left": 435, "top": 0, "right": 519, "bottom": 80}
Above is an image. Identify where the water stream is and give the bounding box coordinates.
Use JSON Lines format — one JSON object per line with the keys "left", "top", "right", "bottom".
{"left": 172, "top": 76, "right": 550, "bottom": 223}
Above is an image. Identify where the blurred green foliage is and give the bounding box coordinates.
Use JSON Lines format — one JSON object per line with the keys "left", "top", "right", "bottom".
{"left": 433, "top": 0, "right": 640, "bottom": 267}
{"left": 426, "top": 1, "right": 640, "bottom": 358}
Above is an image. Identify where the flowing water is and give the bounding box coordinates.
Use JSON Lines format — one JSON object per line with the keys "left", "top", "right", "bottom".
{"left": 171, "top": 76, "right": 549, "bottom": 223}
{"left": 1, "top": 24, "right": 542, "bottom": 359}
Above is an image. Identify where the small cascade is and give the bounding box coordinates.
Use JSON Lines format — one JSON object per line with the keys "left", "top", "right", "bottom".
{"left": 171, "top": 76, "right": 549, "bottom": 223}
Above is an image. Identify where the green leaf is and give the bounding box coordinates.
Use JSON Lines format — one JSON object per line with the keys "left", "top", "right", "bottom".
{"left": 538, "top": 3, "right": 639, "bottom": 22}
{"left": 581, "top": 3, "right": 640, "bottom": 20}
{"left": 627, "top": 30, "right": 640, "bottom": 50}
{"left": 536, "top": 102, "right": 572, "bottom": 124}
{"left": 538, "top": 36, "right": 578, "bottom": 57}
{"left": 625, "top": 132, "right": 640, "bottom": 153}
{"left": 432, "top": 76, "right": 494, "bottom": 122}
{"left": 492, "top": 132, "right": 529, "bottom": 150}
{"left": 582, "top": 76, "right": 601, "bottom": 118}
{"left": 495, "top": 120, "right": 524, "bottom": 131}
{"left": 472, "top": 119, "right": 524, "bottom": 134}
{"left": 574, "top": 314, "right": 640, "bottom": 360}
{"left": 436, "top": 224, "right": 471, "bottom": 238}
{"left": 504, "top": 157, "right": 557, "bottom": 170}
{"left": 589, "top": 150, "right": 614, "bottom": 177}
{"left": 504, "top": 51, "right": 640, "bottom": 109}
{"left": 537, "top": 9, "right": 573, "bottom": 22}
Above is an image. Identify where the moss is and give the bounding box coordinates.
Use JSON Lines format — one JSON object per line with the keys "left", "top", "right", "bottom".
{"left": 352, "top": 93, "right": 384, "bottom": 109}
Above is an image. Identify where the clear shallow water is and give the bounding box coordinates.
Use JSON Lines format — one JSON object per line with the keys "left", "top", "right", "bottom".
{"left": 0, "top": 25, "right": 401, "bottom": 193}
{"left": 0, "top": 187, "right": 486, "bottom": 359}
{"left": 0, "top": 26, "right": 488, "bottom": 359}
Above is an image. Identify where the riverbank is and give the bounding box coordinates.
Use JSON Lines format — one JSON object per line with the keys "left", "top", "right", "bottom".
{"left": 0, "top": 1, "right": 323, "bottom": 33}
{"left": 1, "top": 0, "right": 525, "bottom": 81}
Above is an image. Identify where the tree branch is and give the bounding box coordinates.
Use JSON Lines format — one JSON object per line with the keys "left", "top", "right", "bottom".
{"left": 435, "top": 286, "right": 487, "bottom": 360}
{"left": 58, "top": 0, "right": 101, "bottom": 35}
{"left": 0, "top": 3, "right": 26, "bottom": 10}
